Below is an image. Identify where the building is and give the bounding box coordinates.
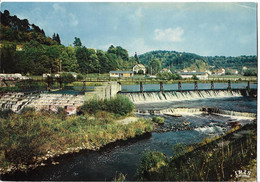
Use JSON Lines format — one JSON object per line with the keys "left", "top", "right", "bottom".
{"left": 42, "top": 72, "right": 78, "bottom": 78}
{"left": 213, "top": 69, "right": 225, "bottom": 75}
{"left": 0, "top": 73, "right": 29, "bottom": 81}
{"left": 109, "top": 71, "right": 134, "bottom": 77}
{"left": 180, "top": 72, "right": 209, "bottom": 80}
{"left": 133, "top": 64, "right": 146, "bottom": 74}
{"left": 160, "top": 68, "right": 172, "bottom": 74}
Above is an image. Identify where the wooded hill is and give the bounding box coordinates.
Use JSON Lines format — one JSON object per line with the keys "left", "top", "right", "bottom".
{"left": 138, "top": 50, "right": 257, "bottom": 74}
{"left": 0, "top": 10, "right": 138, "bottom": 75}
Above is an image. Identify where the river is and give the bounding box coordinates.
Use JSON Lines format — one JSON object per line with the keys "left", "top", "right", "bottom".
{"left": 1, "top": 83, "right": 257, "bottom": 181}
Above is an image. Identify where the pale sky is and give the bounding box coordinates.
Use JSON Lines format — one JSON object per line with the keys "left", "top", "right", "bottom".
{"left": 1, "top": 2, "right": 257, "bottom": 56}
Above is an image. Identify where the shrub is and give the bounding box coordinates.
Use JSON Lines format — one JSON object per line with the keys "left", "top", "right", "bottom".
{"left": 80, "top": 95, "right": 134, "bottom": 116}
{"left": 104, "top": 95, "right": 135, "bottom": 116}
{"left": 135, "top": 151, "right": 167, "bottom": 181}
{"left": 79, "top": 99, "right": 105, "bottom": 114}
{"left": 0, "top": 109, "right": 14, "bottom": 119}
{"left": 60, "top": 73, "right": 75, "bottom": 84}
{"left": 152, "top": 116, "right": 164, "bottom": 124}
{"left": 77, "top": 74, "right": 84, "bottom": 81}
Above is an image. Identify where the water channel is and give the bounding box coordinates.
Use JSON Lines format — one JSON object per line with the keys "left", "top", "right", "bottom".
{"left": 1, "top": 82, "right": 257, "bottom": 181}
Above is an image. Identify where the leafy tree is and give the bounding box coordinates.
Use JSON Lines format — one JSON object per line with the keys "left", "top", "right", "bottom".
{"left": 149, "top": 59, "right": 161, "bottom": 74}
{"left": 60, "top": 46, "right": 78, "bottom": 72}
{"left": 73, "top": 37, "right": 82, "bottom": 47}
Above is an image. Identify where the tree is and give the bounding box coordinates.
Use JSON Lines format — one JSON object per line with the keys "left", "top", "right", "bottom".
{"left": 149, "top": 59, "right": 161, "bottom": 74}
{"left": 73, "top": 37, "right": 82, "bottom": 47}
{"left": 60, "top": 46, "right": 78, "bottom": 72}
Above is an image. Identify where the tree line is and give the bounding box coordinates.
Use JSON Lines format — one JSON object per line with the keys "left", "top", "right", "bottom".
{"left": 0, "top": 10, "right": 60, "bottom": 45}
{"left": 139, "top": 50, "right": 257, "bottom": 74}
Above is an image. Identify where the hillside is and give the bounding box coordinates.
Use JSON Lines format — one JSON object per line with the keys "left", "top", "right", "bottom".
{"left": 138, "top": 50, "right": 257, "bottom": 73}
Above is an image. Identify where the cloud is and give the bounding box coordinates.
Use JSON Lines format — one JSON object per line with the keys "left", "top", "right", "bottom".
{"left": 154, "top": 27, "right": 184, "bottom": 42}
{"left": 53, "top": 3, "right": 66, "bottom": 14}
{"left": 69, "top": 13, "right": 78, "bottom": 26}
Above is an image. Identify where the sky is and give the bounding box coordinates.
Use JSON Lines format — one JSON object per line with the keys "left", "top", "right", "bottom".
{"left": 0, "top": 2, "right": 257, "bottom": 57}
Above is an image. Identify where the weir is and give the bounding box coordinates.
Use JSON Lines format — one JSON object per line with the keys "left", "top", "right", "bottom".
{"left": 120, "top": 89, "right": 250, "bottom": 103}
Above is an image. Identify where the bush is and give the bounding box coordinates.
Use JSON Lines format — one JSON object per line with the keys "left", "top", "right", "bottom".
{"left": 0, "top": 109, "right": 14, "bottom": 119}
{"left": 79, "top": 95, "right": 135, "bottom": 116}
{"left": 60, "top": 73, "right": 75, "bottom": 84}
{"left": 77, "top": 74, "right": 84, "bottom": 81}
{"left": 135, "top": 151, "right": 167, "bottom": 181}
{"left": 104, "top": 95, "right": 135, "bottom": 116}
{"left": 152, "top": 116, "right": 164, "bottom": 124}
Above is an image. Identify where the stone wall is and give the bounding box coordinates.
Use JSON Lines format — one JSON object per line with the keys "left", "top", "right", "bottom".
{"left": 85, "top": 81, "right": 121, "bottom": 100}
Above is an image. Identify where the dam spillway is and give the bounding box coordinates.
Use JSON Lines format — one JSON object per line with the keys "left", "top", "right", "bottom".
{"left": 0, "top": 92, "right": 85, "bottom": 115}
{"left": 120, "top": 90, "right": 246, "bottom": 104}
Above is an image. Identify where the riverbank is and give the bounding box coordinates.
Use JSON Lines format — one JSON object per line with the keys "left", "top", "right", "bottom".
{"left": 135, "top": 122, "right": 257, "bottom": 181}
{"left": 0, "top": 109, "right": 153, "bottom": 175}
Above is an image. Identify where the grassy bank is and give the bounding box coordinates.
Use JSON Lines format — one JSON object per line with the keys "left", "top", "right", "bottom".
{"left": 0, "top": 96, "right": 153, "bottom": 174}
{"left": 135, "top": 123, "right": 256, "bottom": 181}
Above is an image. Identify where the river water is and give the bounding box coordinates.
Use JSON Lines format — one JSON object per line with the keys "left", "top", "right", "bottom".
{"left": 1, "top": 83, "right": 257, "bottom": 181}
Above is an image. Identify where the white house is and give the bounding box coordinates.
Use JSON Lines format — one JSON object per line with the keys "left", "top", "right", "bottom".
{"left": 180, "top": 72, "right": 209, "bottom": 80}
{"left": 133, "top": 64, "right": 146, "bottom": 74}
{"left": 109, "top": 71, "right": 134, "bottom": 77}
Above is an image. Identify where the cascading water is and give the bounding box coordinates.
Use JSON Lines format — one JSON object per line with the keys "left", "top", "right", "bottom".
{"left": 122, "top": 90, "right": 244, "bottom": 103}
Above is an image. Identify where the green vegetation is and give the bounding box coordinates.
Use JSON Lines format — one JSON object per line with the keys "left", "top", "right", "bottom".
{"left": 135, "top": 123, "right": 256, "bottom": 181}
{"left": 152, "top": 116, "right": 165, "bottom": 125}
{"left": 139, "top": 50, "right": 257, "bottom": 73}
{"left": 0, "top": 108, "right": 153, "bottom": 171}
{"left": 0, "top": 10, "right": 138, "bottom": 75}
{"left": 135, "top": 151, "right": 167, "bottom": 181}
{"left": 79, "top": 95, "right": 135, "bottom": 116}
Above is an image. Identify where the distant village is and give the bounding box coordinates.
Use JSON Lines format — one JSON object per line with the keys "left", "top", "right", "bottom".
{"left": 109, "top": 64, "right": 247, "bottom": 80}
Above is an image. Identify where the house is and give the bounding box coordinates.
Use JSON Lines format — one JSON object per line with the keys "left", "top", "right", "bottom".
{"left": 160, "top": 68, "right": 172, "bottom": 74}
{"left": 133, "top": 64, "right": 146, "bottom": 74}
{"left": 213, "top": 69, "right": 225, "bottom": 75}
{"left": 0, "top": 73, "right": 29, "bottom": 81}
{"left": 180, "top": 72, "right": 209, "bottom": 80}
{"left": 109, "top": 71, "right": 134, "bottom": 77}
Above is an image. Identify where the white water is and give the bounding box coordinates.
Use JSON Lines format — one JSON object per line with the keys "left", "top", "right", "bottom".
{"left": 124, "top": 90, "right": 244, "bottom": 104}
{"left": 0, "top": 92, "right": 85, "bottom": 114}
{"left": 194, "top": 125, "right": 226, "bottom": 135}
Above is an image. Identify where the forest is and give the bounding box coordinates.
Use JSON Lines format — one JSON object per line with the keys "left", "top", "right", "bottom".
{"left": 138, "top": 50, "right": 257, "bottom": 74}
{"left": 0, "top": 10, "right": 138, "bottom": 75}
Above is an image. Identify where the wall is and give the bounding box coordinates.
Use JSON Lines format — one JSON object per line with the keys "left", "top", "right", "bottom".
{"left": 85, "top": 81, "right": 121, "bottom": 100}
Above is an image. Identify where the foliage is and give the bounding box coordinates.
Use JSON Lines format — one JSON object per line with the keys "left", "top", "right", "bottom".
{"left": 243, "top": 69, "right": 257, "bottom": 76}
{"left": 135, "top": 123, "right": 257, "bottom": 181}
{"left": 0, "top": 10, "right": 58, "bottom": 45}
{"left": 76, "top": 74, "right": 84, "bottom": 80}
{"left": 60, "top": 72, "right": 75, "bottom": 84}
{"left": 113, "top": 172, "right": 127, "bottom": 182}
{"left": 104, "top": 95, "right": 135, "bottom": 116}
{"left": 79, "top": 95, "right": 135, "bottom": 116}
{"left": 152, "top": 116, "right": 165, "bottom": 124}
{"left": 138, "top": 50, "right": 257, "bottom": 73}
{"left": 73, "top": 37, "right": 82, "bottom": 47}
{"left": 135, "top": 151, "right": 167, "bottom": 181}
{"left": 0, "top": 110, "right": 153, "bottom": 170}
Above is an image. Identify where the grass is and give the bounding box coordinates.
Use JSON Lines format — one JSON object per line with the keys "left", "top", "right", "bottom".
{"left": 135, "top": 123, "right": 256, "bottom": 181}
{"left": 0, "top": 109, "right": 153, "bottom": 172}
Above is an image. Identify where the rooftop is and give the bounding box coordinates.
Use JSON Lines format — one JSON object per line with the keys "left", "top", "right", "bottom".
{"left": 109, "top": 71, "right": 134, "bottom": 74}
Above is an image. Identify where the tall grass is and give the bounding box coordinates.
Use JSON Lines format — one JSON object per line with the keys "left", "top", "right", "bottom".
{"left": 0, "top": 109, "right": 152, "bottom": 171}
{"left": 135, "top": 123, "right": 256, "bottom": 181}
